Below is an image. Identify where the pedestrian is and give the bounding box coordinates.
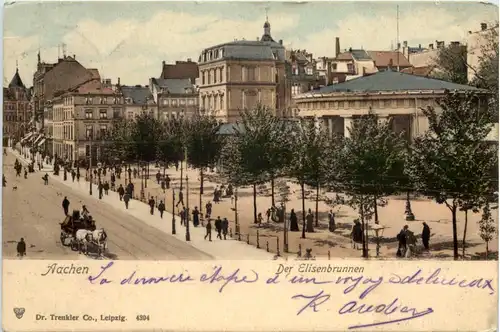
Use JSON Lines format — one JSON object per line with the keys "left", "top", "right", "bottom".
{"left": 158, "top": 200, "right": 165, "bottom": 218}
{"left": 42, "top": 173, "right": 49, "bottom": 185}
{"left": 289, "top": 209, "right": 299, "bottom": 231}
{"left": 215, "top": 216, "right": 222, "bottom": 240}
{"left": 161, "top": 180, "right": 166, "bottom": 193}
{"left": 397, "top": 225, "right": 408, "bottom": 257}
{"left": 222, "top": 217, "right": 229, "bottom": 240}
{"left": 351, "top": 220, "right": 363, "bottom": 250}
{"left": 180, "top": 209, "right": 185, "bottom": 226}
{"left": 123, "top": 192, "right": 130, "bottom": 209}
{"left": 24, "top": 168, "right": 28, "bottom": 179}
{"left": 205, "top": 201, "right": 212, "bottom": 219}
{"left": 76, "top": 171, "right": 80, "bottom": 182}
{"left": 176, "top": 190, "right": 184, "bottom": 207}
{"left": 156, "top": 171, "right": 161, "bottom": 184}
{"left": 148, "top": 197, "right": 155, "bottom": 215}
{"left": 204, "top": 219, "right": 212, "bottom": 241}
{"left": 266, "top": 208, "right": 271, "bottom": 223}
{"left": 2, "top": 174, "right": 6, "bottom": 187}
{"left": 117, "top": 184, "right": 125, "bottom": 201}
{"left": 422, "top": 222, "right": 431, "bottom": 250}
{"left": 328, "top": 210, "right": 336, "bottom": 232}
{"left": 306, "top": 209, "right": 314, "bottom": 232}
{"left": 17, "top": 238, "right": 26, "bottom": 258}
{"left": 165, "top": 175, "right": 170, "bottom": 189}
{"left": 104, "top": 181, "right": 110, "bottom": 195}
{"left": 71, "top": 170, "right": 76, "bottom": 182}
{"left": 257, "top": 212, "right": 263, "bottom": 224}
{"left": 62, "top": 196, "right": 70, "bottom": 216}
{"left": 98, "top": 182, "right": 103, "bottom": 199}
{"left": 192, "top": 206, "right": 200, "bottom": 227}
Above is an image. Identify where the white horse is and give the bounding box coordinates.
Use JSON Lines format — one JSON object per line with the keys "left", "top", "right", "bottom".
{"left": 92, "top": 228, "right": 108, "bottom": 256}
{"left": 75, "top": 229, "right": 93, "bottom": 254}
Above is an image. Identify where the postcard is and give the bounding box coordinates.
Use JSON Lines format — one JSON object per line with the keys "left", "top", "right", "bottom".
{"left": 3, "top": 1, "right": 499, "bottom": 331}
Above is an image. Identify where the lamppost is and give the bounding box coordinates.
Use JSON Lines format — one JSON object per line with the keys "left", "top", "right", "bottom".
{"left": 279, "top": 181, "right": 290, "bottom": 253}
{"left": 172, "top": 188, "right": 176, "bottom": 235}
{"left": 89, "top": 133, "right": 93, "bottom": 196}
{"left": 371, "top": 224, "right": 386, "bottom": 258}
{"left": 405, "top": 114, "right": 415, "bottom": 221}
{"left": 234, "top": 187, "right": 240, "bottom": 235}
{"left": 140, "top": 161, "right": 145, "bottom": 201}
{"left": 185, "top": 173, "right": 190, "bottom": 241}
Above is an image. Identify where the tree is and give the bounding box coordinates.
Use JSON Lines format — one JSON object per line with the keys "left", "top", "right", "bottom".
{"left": 157, "top": 117, "right": 185, "bottom": 169}
{"left": 336, "top": 111, "right": 406, "bottom": 257}
{"left": 104, "top": 118, "right": 136, "bottom": 179}
{"left": 433, "top": 44, "right": 468, "bottom": 84}
{"left": 184, "top": 111, "right": 224, "bottom": 213}
{"left": 406, "top": 90, "right": 498, "bottom": 260}
{"left": 478, "top": 202, "right": 496, "bottom": 259}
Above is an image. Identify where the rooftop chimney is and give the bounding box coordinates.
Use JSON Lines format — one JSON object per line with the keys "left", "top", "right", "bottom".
{"left": 450, "top": 41, "right": 460, "bottom": 47}
{"left": 397, "top": 42, "right": 401, "bottom": 49}
{"left": 481, "top": 23, "right": 487, "bottom": 31}
{"left": 187, "top": 58, "right": 192, "bottom": 62}
{"left": 279, "top": 39, "right": 283, "bottom": 45}
{"left": 418, "top": 44, "right": 421, "bottom": 49}
{"left": 162, "top": 60, "right": 166, "bottom": 66}
{"left": 436, "top": 41, "right": 444, "bottom": 49}
{"left": 117, "top": 77, "right": 121, "bottom": 86}
{"left": 335, "top": 37, "right": 340, "bottom": 57}
{"left": 403, "top": 41, "right": 408, "bottom": 48}
{"left": 428, "top": 43, "right": 434, "bottom": 49}
{"left": 73, "top": 54, "right": 76, "bottom": 59}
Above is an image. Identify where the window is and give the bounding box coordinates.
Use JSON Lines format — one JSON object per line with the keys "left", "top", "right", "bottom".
{"left": 294, "top": 68, "right": 299, "bottom": 75}
{"left": 180, "top": 99, "right": 186, "bottom": 105}
{"left": 163, "top": 99, "right": 168, "bottom": 105}
{"left": 99, "top": 110, "right": 107, "bottom": 119}
{"left": 172, "top": 99, "right": 178, "bottom": 106}
{"left": 85, "top": 145, "right": 90, "bottom": 156}
{"left": 332, "top": 63, "right": 338, "bottom": 70}
{"left": 202, "top": 72, "right": 205, "bottom": 85}
{"left": 306, "top": 67, "right": 313, "bottom": 75}
{"left": 397, "top": 99, "right": 405, "bottom": 107}
{"left": 100, "top": 125, "right": 107, "bottom": 138}
{"left": 214, "top": 69, "right": 217, "bottom": 83}
{"left": 348, "top": 101, "right": 355, "bottom": 108}
{"left": 248, "top": 67, "right": 256, "bottom": 81}
{"left": 86, "top": 126, "right": 93, "bottom": 139}
{"left": 86, "top": 97, "right": 93, "bottom": 105}
{"left": 113, "top": 108, "right": 121, "bottom": 118}
{"left": 347, "top": 63, "right": 354, "bottom": 73}
{"left": 85, "top": 110, "right": 93, "bottom": 119}
{"left": 220, "top": 95, "right": 224, "bottom": 109}
{"left": 114, "top": 97, "right": 119, "bottom": 104}
{"left": 384, "top": 100, "right": 391, "bottom": 108}
{"left": 188, "top": 99, "right": 194, "bottom": 105}
{"left": 219, "top": 68, "right": 223, "bottom": 82}
{"left": 127, "top": 111, "right": 134, "bottom": 119}
{"left": 408, "top": 99, "right": 416, "bottom": 108}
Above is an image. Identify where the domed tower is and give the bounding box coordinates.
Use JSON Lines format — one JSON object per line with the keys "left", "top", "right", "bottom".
{"left": 261, "top": 17, "right": 275, "bottom": 42}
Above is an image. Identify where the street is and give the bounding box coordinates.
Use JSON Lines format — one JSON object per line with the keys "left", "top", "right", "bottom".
{"left": 2, "top": 152, "right": 213, "bottom": 260}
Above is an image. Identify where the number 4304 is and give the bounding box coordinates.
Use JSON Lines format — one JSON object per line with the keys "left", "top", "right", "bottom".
{"left": 136, "top": 315, "right": 150, "bottom": 321}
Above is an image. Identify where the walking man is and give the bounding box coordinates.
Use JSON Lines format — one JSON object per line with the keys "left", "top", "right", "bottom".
{"left": 62, "top": 196, "right": 70, "bottom": 216}
{"left": 422, "top": 222, "right": 431, "bottom": 250}
{"left": 17, "top": 238, "right": 26, "bottom": 258}
{"left": 123, "top": 192, "right": 131, "bottom": 209}
{"left": 176, "top": 190, "right": 184, "bottom": 208}
{"left": 204, "top": 219, "right": 212, "bottom": 241}
{"left": 117, "top": 184, "right": 125, "bottom": 201}
{"left": 215, "top": 216, "right": 222, "bottom": 240}
{"left": 148, "top": 197, "right": 155, "bottom": 215}
{"left": 222, "top": 217, "right": 229, "bottom": 240}
{"left": 158, "top": 200, "right": 165, "bottom": 218}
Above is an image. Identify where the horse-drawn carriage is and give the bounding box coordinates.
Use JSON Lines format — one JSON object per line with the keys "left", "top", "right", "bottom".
{"left": 60, "top": 210, "right": 108, "bottom": 257}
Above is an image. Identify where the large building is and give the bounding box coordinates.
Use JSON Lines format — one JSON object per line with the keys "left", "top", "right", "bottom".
{"left": 120, "top": 85, "right": 156, "bottom": 120}
{"left": 50, "top": 77, "right": 123, "bottom": 164}
{"left": 467, "top": 22, "right": 499, "bottom": 82}
{"left": 3, "top": 68, "right": 32, "bottom": 142}
{"left": 197, "top": 18, "right": 290, "bottom": 122}
{"left": 287, "top": 49, "right": 325, "bottom": 97}
{"left": 294, "top": 70, "right": 497, "bottom": 141}
{"left": 150, "top": 78, "right": 198, "bottom": 120}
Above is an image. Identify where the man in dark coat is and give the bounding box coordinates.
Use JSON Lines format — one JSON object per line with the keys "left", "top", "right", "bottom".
{"left": 306, "top": 209, "right": 314, "bottom": 232}
{"left": 222, "top": 218, "right": 229, "bottom": 240}
{"left": 215, "top": 216, "right": 222, "bottom": 240}
{"left": 117, "top": 184, "right": 125, "bottom": 201}
{"left": 192, "top": 207, "right": 200, "bottom": 227}
{"left": 165, "top": 175, "right": 171, "bottom": 189}
{"left": 103, "top": 181, "right": 110, "bottom": 195}
{"left": 98, "top": 182, "right": 103, "bottom": 199}
{"left": 422, "top": 222, "right": 431, "bottom": 250}
{"left": 351, "top": 220, "right": 363, "bottom": 250}
{"left": 397, "top": 225, "right": 409, "bottom": 257}
{"left": 123, "top": 193, "right": 131, "bottom": 209}
{"left": 156, "top": 171, "right": 161, "bottom": 184}
{"left": 17, "top": 238, "right": 26, "bottom": 258}
{"left": 71, "top": 169, "right": 76, "bottom": 182}
{"left": 176, "top": 191, "right": 184, "bottom": 208}
{"left": 158, "top": 200, "right": 165, "bottom": 218}
{"left": 289, "top": 209, "right": 299, "bottom": 231}
{"left": 204, "top": 219, "right": 212, "bottom": 241}
{"left": 148, "top": 198, "right": 155, "bottom": 215}
{"left": 62, "top": 197, "right": 70, "bottom": 216}
{"left": 328, "top": 210, "right": 336, "bottom": 232}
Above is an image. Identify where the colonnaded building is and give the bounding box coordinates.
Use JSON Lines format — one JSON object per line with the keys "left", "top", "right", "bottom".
{"left": 294, "top": 70, "right": 498, "bottom": 142}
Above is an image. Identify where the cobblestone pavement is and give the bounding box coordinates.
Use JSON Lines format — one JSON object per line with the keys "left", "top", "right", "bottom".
{"left": 3, "top": 152, "right": 213, "bottom": 260}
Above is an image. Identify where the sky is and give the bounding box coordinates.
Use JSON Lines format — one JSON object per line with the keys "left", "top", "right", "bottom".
{"left": 3, "top": 1, "right": 498, "bottom": 87}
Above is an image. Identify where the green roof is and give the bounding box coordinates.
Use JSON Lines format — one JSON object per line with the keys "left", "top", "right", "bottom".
{"left": 315, "top": 70, "right": 485, "bottom": 94}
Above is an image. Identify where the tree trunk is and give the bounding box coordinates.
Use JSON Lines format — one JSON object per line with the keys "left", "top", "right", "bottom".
{"left": 253, "top": 183, "right": 257, "bottom": 223}
{"left": 451, "top": 204, "right": 459, "bottom": 260}
{"left": 486, "top": 241, "right": 489, "bottom": 260}
{"left": 373, "top": 195, "right": 379, "bottom": 224}
{"left": 301, "top": 182, "right": 306, "bottom": 239}
{"left": 315, "top": 185, "right": 319, "bottom": 227}
{"left": 145, "top": 163, "right": 148, "bottom": 188}
{"left": 360, "top": 200, "right": 368, "bottom": 258}
{"left": 180, "top": 160, "right": 184, "bottom": 191}
{"left": 462, "top": 209, "right": 468, "bottom": 259}
{"left": 199, "top": 168, "right": 204, "bottom": 216}
{"left": 271, "top": 177, "right": 275, "bottom": 207}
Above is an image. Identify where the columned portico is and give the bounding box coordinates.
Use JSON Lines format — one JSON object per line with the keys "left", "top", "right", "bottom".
{"left": 342, "top": 116, "right": 353, "bottom": 138}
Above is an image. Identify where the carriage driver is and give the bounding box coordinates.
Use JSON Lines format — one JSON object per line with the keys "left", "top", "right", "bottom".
{"left": 80, "top": 205, "right": 90, "bottom": 219}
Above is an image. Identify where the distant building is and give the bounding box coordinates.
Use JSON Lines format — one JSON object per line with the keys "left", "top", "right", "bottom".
{"left": 467, "top": 22, "right": 499, "bottom": 82}
{"left": 160, "top": 59, "right": 199, "bottom": 82}
{"left": 197, "top": 18, "right": 290, "bottom": 122}
{"left": 50, "top": 77, "right": 123, "bottom": 164}
{"left": 120, "top": 85, "right": 156, "bottom": 120}
{"left": 287, "top": 49, "right": 324, "bottom": 97}
{"left": 150, "top": 77, "right": 198, "bottom": 120}
{"left": 4, "top": 67, "right": 32, "bottom": 143}
{"left": 294, "top": 70, "right": 496, "bottom": 142}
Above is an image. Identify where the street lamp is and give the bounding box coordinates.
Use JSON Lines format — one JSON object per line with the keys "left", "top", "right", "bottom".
{"left": 371, "top": 223, "right": 386, "bottom": 258}
{"left": 185, "top": 173, "right": 190, "bottom": 241}
{"left": 89, "top": 134, "right": 93, "bottom": 196}
{"left": 172, "top": 188, "right": 176, "bottom": 235}
{"left": 405, "top": 114, "right": 415, "bottom": 221}
{"left": 234, "top": 187, "right": 240, "bottom": 235}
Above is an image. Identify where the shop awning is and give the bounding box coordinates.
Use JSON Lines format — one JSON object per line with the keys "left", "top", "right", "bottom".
{"left": 21, "top": 132, "right": 34, "bottom": 143}
{"left": 33, "top": 135, "right": 44, "bottom": 146}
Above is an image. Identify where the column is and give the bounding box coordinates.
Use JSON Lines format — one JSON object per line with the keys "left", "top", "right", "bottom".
{"left": 343, "top": 116, "right": 353, "bottom": 138}
{"left": 328, "top": 118, "right": 333, "bottom": 137}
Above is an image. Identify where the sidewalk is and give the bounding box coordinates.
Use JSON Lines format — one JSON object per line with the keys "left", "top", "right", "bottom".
{"left": 9, "top": 149, "right": 276, "bottom": 260}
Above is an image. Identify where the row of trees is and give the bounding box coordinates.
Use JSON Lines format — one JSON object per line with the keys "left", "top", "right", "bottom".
{"left": 105, "top": 91, "right": 497, "bottom": 260}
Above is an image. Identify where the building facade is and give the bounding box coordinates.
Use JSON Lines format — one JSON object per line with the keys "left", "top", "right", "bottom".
{"left": 4, "top": 68, "right": 32, "bottom": 142}
{"left": 467, "top": 22, "right": 499, "bottom": 82}
{"left": 197, "top": 19, "right": 290, "bottom": 122}
{"left": 120, "top": 85, "right": 156, "bottom": 120}
{"left": 150, "top": 78, "right": 198, "bottom": 120}
{"left": 51, "top": 79, "right": 123, "bottom": 164}
{"left": 294, "top": 70, "right": 497, "bottom": 141}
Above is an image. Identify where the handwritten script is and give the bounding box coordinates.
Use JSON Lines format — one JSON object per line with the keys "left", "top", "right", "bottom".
{"left": 87, "top": 262, "right": 495, "bottom": 329}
